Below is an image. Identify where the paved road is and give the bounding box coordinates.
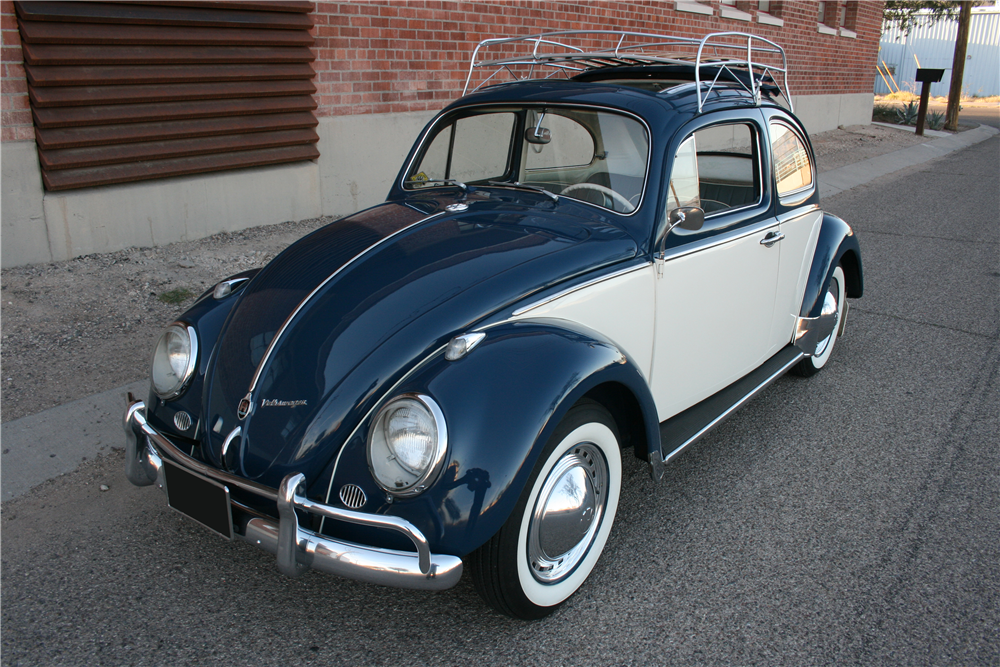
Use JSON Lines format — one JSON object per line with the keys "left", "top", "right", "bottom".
{"left": 2, "top": 138, "right": 998, "bottom": 666}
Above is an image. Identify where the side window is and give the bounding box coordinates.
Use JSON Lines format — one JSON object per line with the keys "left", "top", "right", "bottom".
{"left": 770, "top": 122, "right": 814, "bottom": 197}
{"left": 408, "top": 112, "right": 515, "bottom": 186}
{"left": 666, "top": 123, "right": 759, "bottom": 219}
{"left": 524, "top": 111, "right": 595, "bottom": 170}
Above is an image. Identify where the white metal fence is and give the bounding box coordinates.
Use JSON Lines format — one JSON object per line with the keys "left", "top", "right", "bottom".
{"left": 876, "top": 8, "right": 1000, "bottom": 97}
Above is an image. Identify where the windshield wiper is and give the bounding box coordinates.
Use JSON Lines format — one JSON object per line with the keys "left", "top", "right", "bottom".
{"left": 487, "top": 180, "right": 558, "bottom": 202}
{"left": 408, "top": 178, "right": 469, "bottom": 191}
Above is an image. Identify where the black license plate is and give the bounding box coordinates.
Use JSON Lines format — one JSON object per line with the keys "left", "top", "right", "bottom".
{"left": 163, "top": 460, "right": 234, "bottom": 540}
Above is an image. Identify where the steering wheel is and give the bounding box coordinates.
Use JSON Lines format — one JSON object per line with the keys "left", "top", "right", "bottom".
{"left": 561, "top": 183, "right": 636, "bottom": 213}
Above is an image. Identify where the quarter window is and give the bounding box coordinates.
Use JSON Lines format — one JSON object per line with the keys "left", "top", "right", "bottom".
{"left": 770, "top": 122, "right": 814, "bottom": 197}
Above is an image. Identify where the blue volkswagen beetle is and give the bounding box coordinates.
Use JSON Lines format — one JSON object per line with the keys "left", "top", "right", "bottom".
{"left": 124, "top": 32, "right": 862, "bottom": 619}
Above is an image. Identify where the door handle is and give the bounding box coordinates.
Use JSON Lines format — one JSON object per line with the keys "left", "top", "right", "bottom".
{"left": 760, "top": 231, "right": 785, "bottom": 248}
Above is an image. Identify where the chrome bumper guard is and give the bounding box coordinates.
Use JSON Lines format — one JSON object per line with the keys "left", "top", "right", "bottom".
{"left": 123, "top": 399, "right": 463, "bottom": 591}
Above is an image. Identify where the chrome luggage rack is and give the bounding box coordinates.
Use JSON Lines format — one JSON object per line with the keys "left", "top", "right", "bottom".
{"left": 463, "top": 31, "right": 792, "bottom": 113}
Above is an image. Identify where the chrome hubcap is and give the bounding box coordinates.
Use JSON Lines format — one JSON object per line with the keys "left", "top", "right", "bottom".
{"left": 814, "top": 277, "right": 841, "bottom": 357}
{"left": 528, "top": 443, "right": 608, "bottom": 583}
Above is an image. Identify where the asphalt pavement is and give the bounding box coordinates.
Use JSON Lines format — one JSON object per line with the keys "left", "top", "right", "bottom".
{"left": 2, "top": 129, "right": 998, "bottom": 666}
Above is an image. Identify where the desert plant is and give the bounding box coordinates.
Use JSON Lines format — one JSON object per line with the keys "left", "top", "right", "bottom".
{"left": 158, "top": 287, "right": 194, "bottom": 305}
{"left": 927, "top": 111, "right": 945, "bottom": 130}
{"left": 896, "top": 100, "right": 919, "bottom": 125}
{"left": 872, "top": 103, "right": 898, "bottom": 123}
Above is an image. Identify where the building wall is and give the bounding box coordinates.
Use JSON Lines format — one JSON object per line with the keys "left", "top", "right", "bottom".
{"left": 2, "top": 1, "right": 883, "bottom": 268}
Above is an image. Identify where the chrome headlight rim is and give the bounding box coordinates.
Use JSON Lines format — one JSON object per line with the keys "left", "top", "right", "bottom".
{"left": 150, "top": 321, "right": 199, "bottom": 401}
{"left": 367, "top": 393, "right": 448, "bottom": 498}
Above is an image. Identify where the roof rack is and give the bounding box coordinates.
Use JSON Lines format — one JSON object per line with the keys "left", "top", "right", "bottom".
{"left": 463, "top": 31, "right": 793, "bottom": 113}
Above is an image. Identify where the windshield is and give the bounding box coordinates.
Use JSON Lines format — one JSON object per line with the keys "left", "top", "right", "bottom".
{"left": 404, "top": 107, "right": 649, "bottom": 214}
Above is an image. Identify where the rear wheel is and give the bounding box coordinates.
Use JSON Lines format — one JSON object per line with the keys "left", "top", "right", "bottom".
{"left": 793, "top": 265, "right": 846, "bottom": 377}
{"left": 470, "top": 400, "right": 622, "bottom": 619}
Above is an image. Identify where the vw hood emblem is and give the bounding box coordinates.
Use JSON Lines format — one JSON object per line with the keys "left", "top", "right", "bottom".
{"left": 237, "top": 393, "right": 253, "bottom": 420}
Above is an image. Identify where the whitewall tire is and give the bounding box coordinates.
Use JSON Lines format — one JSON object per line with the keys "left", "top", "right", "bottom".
{"left": 469, "top": 400, "right": 622, "bottom": 619}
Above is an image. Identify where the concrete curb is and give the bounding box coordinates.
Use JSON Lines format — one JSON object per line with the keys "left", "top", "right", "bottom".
{"left": 819, "top": 124, "right": 999, "bottom": 199}
{"left": 3, "top": 124, "right": 997, "bottom": 503}
{"left": 1, "top": 379, "right": 148, "bottom": 500}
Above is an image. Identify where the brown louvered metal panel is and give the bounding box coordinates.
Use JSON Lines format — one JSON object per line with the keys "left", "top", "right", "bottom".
{"left": 43, "top": 144, "right": 321, "bottom": 191}
{"left": 16, "top": 2, "right": 314, "bottom": 30}
{"left": 19, "top": 21, "right": 315, "bottom": 47}
{"left": 33, "top": 96, "right": 317, "bottom": 129}
{"left": 130, "top": 2, "right": 315, "bottom": 14}
{"left": 35, "top": 113, "right": 319, "bottom": 150}
{"left": 39, "top": 129, "right": 320, "bottom": 170}
{"left": 16, "top": 1, "right": 318, "bottom": 191}
{"left": 30, "top": 80, "right": 317, "bottom": 108}
{"left": 26, "top": 63, "right": 316, "bottom": 87}
{"left": 22, "top": 44, "right": 316, "bottom": 66}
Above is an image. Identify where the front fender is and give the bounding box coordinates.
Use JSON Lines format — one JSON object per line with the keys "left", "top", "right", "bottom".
{"left": 144, "top": 269, "right": 259, "bottom": 437}
{"left": 800, "top": 213, "right": 863, "bottom": 318}
{"left": 323, "top": 319, "right": 659, "bottom": 557}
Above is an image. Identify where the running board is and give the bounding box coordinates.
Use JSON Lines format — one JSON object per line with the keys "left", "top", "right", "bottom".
{"left": 659, "top": 345, "right": 804, "bottom": 466}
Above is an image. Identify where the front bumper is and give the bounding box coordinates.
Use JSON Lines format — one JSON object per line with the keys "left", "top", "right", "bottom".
{"left": 123, "top": 399, "right": 463, "bottom": 591}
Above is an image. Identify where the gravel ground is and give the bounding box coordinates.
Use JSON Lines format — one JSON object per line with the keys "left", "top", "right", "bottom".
{"left": 0, "top": 124, "right": 933, "bottom": 424}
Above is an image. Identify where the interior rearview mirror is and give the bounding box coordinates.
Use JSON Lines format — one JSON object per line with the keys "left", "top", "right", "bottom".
{"left": 668, "top": 206, "right": 705, "bottom": 232}
{"left": 524, "top": 127, "right": 551, "bottom": 144}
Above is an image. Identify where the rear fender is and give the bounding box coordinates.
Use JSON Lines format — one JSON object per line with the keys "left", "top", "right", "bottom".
{"left": 800, "top": 213, "right": 863, "bottom": 318}
{"left": 793, "top": 214, "right": 863, "bottom": 356}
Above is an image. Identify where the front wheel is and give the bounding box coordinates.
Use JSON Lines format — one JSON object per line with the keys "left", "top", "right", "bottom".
{"left": 469, "top": 400, "right": 622, "bottom": 619}
{"left": 793, "top": 265, "right": 846, "bottom": 377}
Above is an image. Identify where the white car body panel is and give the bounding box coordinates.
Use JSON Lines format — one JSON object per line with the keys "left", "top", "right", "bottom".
{"left": 651, "top": 220, "right": 782, "bottom": 421}
{"left": 774, "top": 207, "right": 824, "bottom": 349}
{"left": 511, "top": 265, "right": 656, "bottom": 379}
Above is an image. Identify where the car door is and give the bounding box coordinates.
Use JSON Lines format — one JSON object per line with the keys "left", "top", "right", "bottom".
{"left": 650, "top": 114, "right": 783, "bottom": 421}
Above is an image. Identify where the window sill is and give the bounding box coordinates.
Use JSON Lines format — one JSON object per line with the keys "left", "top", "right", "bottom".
{"left": 817, "top": 23, "right": 838, "bottom": 36}
{"left": 839, "top": 27, "right": 857, "bottom": 38}
{"left": 675, "top": 2, "right": 713, "bottom": 15}
{"left": 757, "top": 12, "right": 784, "bottom": 27}
{"left": 720, "top": 6, "right": 752, "bottom": 21}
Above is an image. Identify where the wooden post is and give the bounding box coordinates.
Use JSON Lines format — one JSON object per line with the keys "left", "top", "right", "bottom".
{"left": 915, "top": 68, "right": 945, "bottom": 136}
{"left": 915, "top": 80, "right": 932, "bottom": 136}
{"left": 945, "top": 1, "right": 973, "bottom": 131}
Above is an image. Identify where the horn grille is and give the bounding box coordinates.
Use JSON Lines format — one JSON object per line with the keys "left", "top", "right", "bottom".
{"left": 339, "top": 484, "right": 367, "bottom": 509}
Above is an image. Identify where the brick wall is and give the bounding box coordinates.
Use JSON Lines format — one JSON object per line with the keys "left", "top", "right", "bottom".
{"left": 309, "top": 0, "right": 885, "bottom": 117}
{"left": 2, "top": 1, "right": 883, "bottom": 141}
{"left": 1, "top": 0, "right": 31, "bottom": 141}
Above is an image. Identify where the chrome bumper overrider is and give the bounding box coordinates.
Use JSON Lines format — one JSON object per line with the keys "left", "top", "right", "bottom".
{"left": 123, "top": 400, "right": 463, "bottom": 591}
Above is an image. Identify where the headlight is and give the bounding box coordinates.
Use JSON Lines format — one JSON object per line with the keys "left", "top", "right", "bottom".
{"left": 150, "top": 323, "right": 198, "bottom": 400}
{"left": 368, "top": 394, "right": 447, "bottom": 497}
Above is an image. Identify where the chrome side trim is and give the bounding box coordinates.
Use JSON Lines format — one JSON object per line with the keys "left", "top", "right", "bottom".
{"left": 661, "top": 218, "right": 779, "bottom": 264}
{"left": 123, "top": 401, "right": 463, "bottom": 591}
{"left": 661, "top": 350, "right": 804, "bottom": 465}
{"left": 511, "top": 263, "right": 650, "bottom": 317}
{"left": 247, "top": 211, "right": 447, "bottom": 394}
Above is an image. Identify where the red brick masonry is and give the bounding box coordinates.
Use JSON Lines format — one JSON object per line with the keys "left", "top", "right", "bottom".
{"left": 2, "top": 1, "right": 883, "bottom": 141}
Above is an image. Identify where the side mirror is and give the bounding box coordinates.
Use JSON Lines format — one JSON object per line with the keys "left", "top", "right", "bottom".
{"left": 668, "top": 206, "right": 705, "bottom": 232}
{"left": 524, "top": 127, "right": 551, "bottom": 144}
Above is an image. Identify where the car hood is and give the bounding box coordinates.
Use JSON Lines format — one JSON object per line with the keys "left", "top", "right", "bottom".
{"left": 201, "top": 194, "right": 637, "bottom": 489}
